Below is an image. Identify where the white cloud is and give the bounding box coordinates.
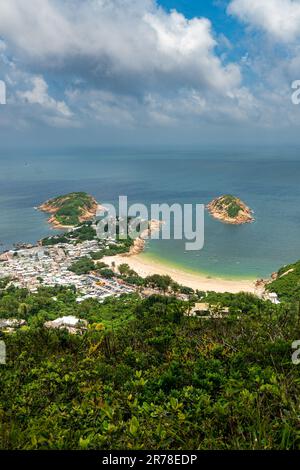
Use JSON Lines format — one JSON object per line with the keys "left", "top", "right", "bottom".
{"left": 144, "top": 86, "right": 260, "bottom": 127}
{"left": 66, "top": 88, "right": 138, "bottom": 127}
{"left": 228, "top": 0, "right": 300, "bottom": 42}
{"left": 3, "top": 0, "right": 293, "bottom": 134}
{"left": 0, "top": 0, "right": 240, "bottom": 95}
{"left": 13, "top": 74, "right": 77, "bottom": 128}
{"left": 18, "top": 76, "right": 72, "bottom": 118}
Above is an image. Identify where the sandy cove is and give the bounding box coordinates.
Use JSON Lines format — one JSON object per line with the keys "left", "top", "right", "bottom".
{"left": 103, "top": 253, "right": 257, "bottom": 294}
{"left": 103, "top": 220, "right": 257, "bottom": 294}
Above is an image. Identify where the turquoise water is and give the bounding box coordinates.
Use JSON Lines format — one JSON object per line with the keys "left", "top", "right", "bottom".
{"left": 0, "top": 146, "right": 300, "bottom": 279}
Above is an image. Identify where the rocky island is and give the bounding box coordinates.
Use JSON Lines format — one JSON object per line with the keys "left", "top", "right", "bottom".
{"left": 39, "top": 192, "right": 99, "bottom": 228}
{"left": 207, "top": 194, "right": 254, "bottom": 225}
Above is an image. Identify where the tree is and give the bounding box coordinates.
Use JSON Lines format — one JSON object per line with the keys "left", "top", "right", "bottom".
{"left": 69, "top": 257, "right": 95, "bottom": 275}
{"left": 119, "top": 264, "right": 131, "bottom": 276}
{"left": 144, "top": 275, "right": 172, "bottom": 294}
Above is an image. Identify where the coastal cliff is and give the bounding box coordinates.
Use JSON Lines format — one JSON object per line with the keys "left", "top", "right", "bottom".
{"left": 207, "top": 195, "right": 254, "bottom": 225}
{"left": 39, "top": 192, "right": 98, "bottom": 229}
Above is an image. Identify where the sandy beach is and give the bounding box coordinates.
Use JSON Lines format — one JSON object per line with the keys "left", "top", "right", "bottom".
{"left": 103, "top": 253, "right": 257, "bottom": 294}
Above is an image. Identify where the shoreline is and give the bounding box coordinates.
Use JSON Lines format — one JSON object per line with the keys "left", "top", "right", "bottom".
{"left": 103, "top": 252, "right": 258, "bottom": 294}
{"left": 122, "top": 220, "right": 163, "bottom": 256}
{"left": 38, "top": 196, "right": 102, "bottom": 230}
{"left": 207, "top": 196, "right": 254, "bottom": 225}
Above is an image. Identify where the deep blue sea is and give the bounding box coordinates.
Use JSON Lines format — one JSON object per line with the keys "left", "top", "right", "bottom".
{"left": 1, "top": 145, "right": 300, "bottom": 279}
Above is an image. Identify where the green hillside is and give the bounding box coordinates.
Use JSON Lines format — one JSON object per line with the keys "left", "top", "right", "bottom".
{"left": 0, "top": 282, "right": 300, "bottom": 449}
{"left": 39, "top": 192, "right": 98, "bottom": 227}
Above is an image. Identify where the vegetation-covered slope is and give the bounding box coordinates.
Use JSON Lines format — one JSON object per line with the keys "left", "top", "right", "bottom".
{"left": 1, "top": 283, "right": 300, "bottom": 450}
{"left": 207, "top": 195, "right": 254, "bottom": 224}
{"left": 267, "top": 259, "right": 300, "bottom": 301}
{"left": 39, "top": 192, "right": 98, "bottom": 228}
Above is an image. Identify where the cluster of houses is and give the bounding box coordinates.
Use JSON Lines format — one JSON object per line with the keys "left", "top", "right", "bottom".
{"left": 0, "top": 240, "right": 134, "bottom": 300}
{"left": 0, "top": 235, "right": 139, "bottom": 335}
{"left": 0, "top": 238, "right": 138, "bottom": 335}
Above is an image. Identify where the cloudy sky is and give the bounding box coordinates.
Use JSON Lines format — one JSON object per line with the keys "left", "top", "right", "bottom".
{"left": 1, "top": 0, "right": 300, "bottom": 147}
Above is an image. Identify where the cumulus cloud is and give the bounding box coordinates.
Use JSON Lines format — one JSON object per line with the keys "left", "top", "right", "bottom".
{"left": 18, "top": 76, "right": 72, "bottom": 118}
{"left": 0, "top": 0, "right": 240, "bottom": 95}
{"left": 66, "top": 88, "right": 138, "bottom": 127}
{"left": 228, "top": 0, "right": 300, "bottom": 43}
{"left": 3, "top": 0, "right": 290, "bottom": 134}
{"left": 144, "top": 86, "right": 261, "bottom": 128}
{"left": 227, "top": 0, "right": 300, "bottom": 131}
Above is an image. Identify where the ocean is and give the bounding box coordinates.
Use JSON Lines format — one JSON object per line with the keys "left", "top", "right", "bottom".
{"left": 0, "top": 145, "right": 300, "bottom": 279}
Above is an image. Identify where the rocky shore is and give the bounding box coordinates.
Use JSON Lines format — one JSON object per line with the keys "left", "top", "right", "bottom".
{"left": 207, "top": 195, "right": 254, "bottom": 225}
{"left": 38, "top": 192, "right": 99, "bottom": 229}
{"left": 124, "top": 220, "right": 162, "bottom": 256}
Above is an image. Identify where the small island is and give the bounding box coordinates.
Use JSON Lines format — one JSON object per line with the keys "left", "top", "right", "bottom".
{"left": 39, "top": 192, "right": 98, "bottom": 228}
{"left": 207, "top": 194, "right": 254, "bottom": 225}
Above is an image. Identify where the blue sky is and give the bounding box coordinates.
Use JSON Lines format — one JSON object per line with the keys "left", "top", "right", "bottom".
{"left": 159, "top": 0, "right": 235, "bottom": 32}
{"left": 159, "top": 0, "right": 246, "bottom": 61}
{"left": 1, "top": 0, "right": 300, "bottom": 147}
{"left": 159, "top": 0, "right": 225, "bottom": 19}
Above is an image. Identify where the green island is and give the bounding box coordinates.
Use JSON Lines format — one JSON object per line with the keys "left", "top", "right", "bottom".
{"left": 207, "top": 195, "right": 254, "bottom": 224}
{"left": 39, "top": 192, "right": 98, "bottom": 228}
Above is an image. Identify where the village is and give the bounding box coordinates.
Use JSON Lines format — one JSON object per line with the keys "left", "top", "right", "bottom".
{"left": 0, "top": 221, "right": 281, "bottom": 335}
{"left": 0, "top": 238, "right": 135, "bottom": 302}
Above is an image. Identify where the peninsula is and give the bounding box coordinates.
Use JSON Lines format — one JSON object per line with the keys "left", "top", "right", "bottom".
{"left": 39, "top": 192, "right": 99, "bottom": 229}
{"left": 207, "top": 195, "right": 254, "bottom": 225}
